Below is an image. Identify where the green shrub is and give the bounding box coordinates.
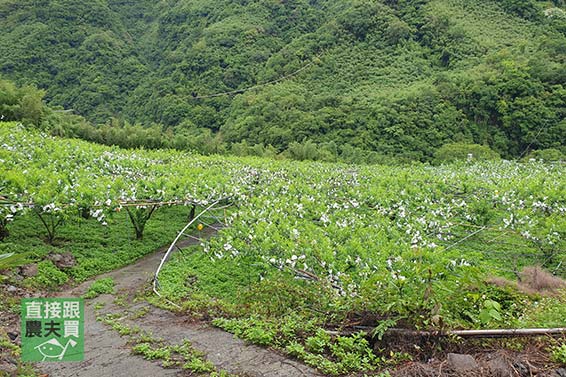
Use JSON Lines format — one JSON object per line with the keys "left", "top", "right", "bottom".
{"left": 434, "top": 143, "right": 500, "bottom": 163}
{"left": 27, "top": 260, "right": 68, "bottom": 289}
{"left": 182, "top": 357, "right": 214, "bottom": 373}
{"left": 0, "top": 252, "right": 32, "bottom": 277}
{"left": 526, "top": 148, "right": 564, "bottom": 162}
{"left": 84, "top": 277, "right": 115, "bottom": 299}
{"left": 132, "top": 342, "right": 170, "bottom": 360}
{"left": 550, "top": 343, "right": 566, "bottom": 365}
{"left": 305, "top": 329, "right": 331, "bottom": 353}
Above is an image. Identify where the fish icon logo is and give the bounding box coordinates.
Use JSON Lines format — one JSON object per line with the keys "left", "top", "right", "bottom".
{"left": 35, "top": 338, "right": 77, "bottom": 361}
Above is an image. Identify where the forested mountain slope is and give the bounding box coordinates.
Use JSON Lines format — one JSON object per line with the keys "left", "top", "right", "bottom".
{"left": 1, "top": 0, "right": 565, "bottom": 160}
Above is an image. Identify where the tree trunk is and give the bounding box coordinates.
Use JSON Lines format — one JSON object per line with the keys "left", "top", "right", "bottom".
{"left": 188, "top": 205, "right": 196, "bottom": 222}
{"left": 0, "top": 222, "right": 8, "bottom": 241}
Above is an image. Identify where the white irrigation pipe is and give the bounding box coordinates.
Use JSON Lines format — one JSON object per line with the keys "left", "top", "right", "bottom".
{"left": 380, "top": 327, "right": 566, "bottom": 338}
{"left": 448, "top": 328, "right": 566, "bottom": 338}
{"left": 152, "top": 199, "right": 226, "bottom": 309}
{"left": 331, "top": 327, "right": 566, "bottom": 339}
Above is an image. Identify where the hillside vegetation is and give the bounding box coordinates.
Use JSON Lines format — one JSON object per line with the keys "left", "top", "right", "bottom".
{"left": 1, "top": 122, "right": 565, "bottom": 374}
{"left": 1, "top": 0, "right": 565, "bottom": 161}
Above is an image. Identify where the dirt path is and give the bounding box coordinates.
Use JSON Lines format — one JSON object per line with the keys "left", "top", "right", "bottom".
{"left": 38, "top": 228, "right": 322, "bottom": 377}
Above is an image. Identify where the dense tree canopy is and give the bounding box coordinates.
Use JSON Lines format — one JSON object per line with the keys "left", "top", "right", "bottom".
{"left": 0, "top": 0, "right": 565, "bottom": 161}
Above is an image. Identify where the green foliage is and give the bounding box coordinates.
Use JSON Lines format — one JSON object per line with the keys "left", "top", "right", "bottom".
{"left": 371, "top": 319, "right": 398, "bottom": 341}
{"left": 125, "top": 206, "right": 158, "bottom": 240}
{"left": 286, "top": 332, "right": 381, "bottom": 375}
{"left": 434, "top": 143, "right": 500, "bottom": 163}
{"left": 0, "top": 330, "right": 19, "bottom": 354}
{"left": 2, "top": 123, "right": 566, "bottom": 373}
{"left": 479, "top": 299, "right": 502, "bottom": 324}
{"left": 0, "top": 78, "right": 45, "bottom": 126}
{"left": 0, "top": 330, "right": 38, "bottom": 376}
{"left": 1, "top": 197, "right": 190, "bottom": 289}
{"left": 99, "top": 312, "right": 217, "bottom": 372}
{"left": 0, "top": 0, "right": 565, "bottom": 161}
{"left": 329, "top": 332, "right": 379, "bottom": 371}
{"left": 305, "top": 329, "right": 332, "bottom": 353}
{"left": 181, "top": 357, "right": 215, "bottom": 373}
{"left": 526, "top": 148, "right": 565, "bottom": 162}
{"left": 519, "top": 293, "right": 566, "bottom": 328}
{"left": 98, "top": 313, "right": 141, "bottom": 336}
{"left": 33, "top": 208, "right": 65, "bottom": 244}
{"left": 131, "top": 339, "right": 214, "bottom": 372}
{"left": 212, "top": 317, "right": 277, "bottom": 346}
{"left": 132, "top": 342, "right": 171, "bottom": 361}
{"left": 214, "top": 317, "right": 381, "bottom": 375}
{"left": 497, "top": 0, "right": 542, "bottom": 20}
{"left": 550, "top": 343, "right": 566, "bottom": 365}
{"left": 0, "top": 252, "right": 32, "bottom": 275}
{"left": 84, "top": 277, "right": 115, "bottom": 299}
{"left": 27, "top": 260, "right": 68, "bottom": 289}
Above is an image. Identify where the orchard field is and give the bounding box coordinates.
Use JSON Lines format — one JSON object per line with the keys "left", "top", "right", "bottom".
{"left": 1, "top": 121, "right": 566, "bottom": 375}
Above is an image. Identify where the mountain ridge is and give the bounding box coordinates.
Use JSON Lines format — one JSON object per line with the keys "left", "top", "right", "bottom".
{"left": 0, "top": 0, "right": 565, "bottom": 160}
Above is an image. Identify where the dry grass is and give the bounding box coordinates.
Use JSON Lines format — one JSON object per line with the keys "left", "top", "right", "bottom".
{"left": 519, "top": 266, "right": 566, "bottom": 292}
{"left": 391, "top": 347, "right": 554, "bottom": 377}
{"left": 391, "top": 362, "right": 437, "bottom": 377}
{"left": 487, "top": 266, "right": 566, "bottom": 296}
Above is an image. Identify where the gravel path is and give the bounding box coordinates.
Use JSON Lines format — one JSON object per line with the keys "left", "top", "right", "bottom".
{"left": 38, "top": 228, "right": 321, "bottom": 377}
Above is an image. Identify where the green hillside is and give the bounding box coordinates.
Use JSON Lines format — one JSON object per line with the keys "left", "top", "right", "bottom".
{"left": 1, "top": 0, "right": 565, "bottom": 160}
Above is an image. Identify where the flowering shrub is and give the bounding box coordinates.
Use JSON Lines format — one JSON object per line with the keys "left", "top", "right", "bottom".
{"left": 2, "top": 121, "right": 566, "bottom": 372}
